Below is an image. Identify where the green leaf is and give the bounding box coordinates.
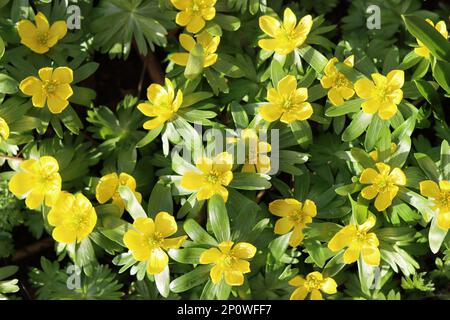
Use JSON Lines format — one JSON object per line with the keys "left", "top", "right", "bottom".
{"left": 432, "top": 60, "right": 450, "bottom": 93}
{"left": 230, "top": 102, "right": 249, "bottom": 129}
{"left": 429, "top": 217, "right": 448, "bottom": 254}
{"left": 440, "top": 140, "right": 450, "bottom": 180}
{"left": 414, "top": 153, "right": 440, "bottom": 181}
{"left": 0, "top": 74, "right": 18, "bottom": 94}
{"left": 147, "top": 180, "right": 173, "bottom": 217}
{"left": 181, "top": 91, "right": 213, "bottom": 108}
{"left": 297, "top": 45, "right": 328, "bottom": 73}
{"left": 402, "top": 15, "right": 450, "bottom": 62}
{"left": 118, "top": 186, "right": 147, "bottom": 220}
{"left": 342, "top": 111, "right": 373, "bottom": 142}
{"left": 184, "top": 44, "right": 204, "bottom": 80}
{"left": 325, "top": 99, "right": 362, "bottom": 117}
{"left": 136, "top": 125, "right": 163, "bottom": 148}
{"left": 168, "top": 248, "right": 205, "bottom": 264}
{"left": 290, "top": 120, "right": 313, "bottom": 148}
{"left": 268, "top": 233, "right": 290, "bottom": 260}
{"left": 169, "top": 265, "right": 211, "bottom": 293}
{"left": 0, "top": 36, "right": 4, "bottom": 60}
{"left": 270, "top": 59, "right": 285, "bottom": 87}
{"left": 215, "top": 14, "right": 241, "bottom": 31}
{"left": 229, "top": 173, "right": 271, "bottom": 190}
{"left": 155, "top": 266, "right": 170, "bottom": 298}
{"left": 73, "top": 62, "right": 99, "bottom": 84}
{"left": 183, "top": 219, "right": 218, "bottom": 246}
{"left": 414, "top": 79, "right": 441, "bottom": 107}
{"left": 208, "top": 195, "right": 230, "bottom": 242}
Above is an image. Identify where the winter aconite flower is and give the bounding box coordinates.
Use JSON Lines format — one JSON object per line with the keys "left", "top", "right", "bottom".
{"left": 227, "top": 129, "right": 271, "bottom": 174}
{"left": 259, "top": 75, "right": 313, "bottom": 124}
{"left": 360, "top": 163, "right": 406, "bottom": 211}
{"left": 96, "top": 172, "right": 142, "bottom": 215}
{"left": 171, "top": 0, "right": 216, "bottom": 34}
{"left": 328, "top": 215, "right": 380, "bottom": 266}
{"left": 320, "top": 56, "right": 355, "bottom": 106}
{"left": 137, "top": 78, "right": 182, "bottom": 130}
{"left": 199, "top": 241, "right": 256, "bottom": 286}
{"left": 19, "top": 67, "right": 74, "bottom": 114}
{"left": 258, "top": 8, "right": 312, "bottom": 55}
{"left": 17, "top": 12, "right": 67, "bottom": 54}
{"left": 420, "top": 180, "right": 450, "bottom": 229}
{"left": 171, "top": 32, "right": 220, "bottom": 68}
{"left": 289, "top": 272, "right": 337, "bottom": 300}
{"left": 414, "top": 19, "right": 448, "bottom": 58}
{"left": 0, "top": 117, "right": 9, "bottom": 141}
{"left": 47, "top": 192, "right": 97, "bottom": 244}
{"left": 124, "top": 212, "right": 187, "bottom": 275}
{"left": 269, "top": 198, "right": 316, "bottom": 247}
{"left": 354, "top": 70, "right": 404, "bottom": 120}
{"left": 181, "top": 152, "right": 233, "bottom": 202}
{"left": 8, "top": 156, "right": 61, "bottom": 209}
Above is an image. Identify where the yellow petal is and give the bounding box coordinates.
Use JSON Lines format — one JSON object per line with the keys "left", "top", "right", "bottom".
{"left": 378, "top": 103, "right": 397, "bottom": 120}
{"left": 8, "top": 172, "right": 35, "bottom": 197}
{"left": 269, "top": 198, "right": 301, "bottom": 217}
{"left": 17, "top": 20, "right": 38, "bottom": 39}
{"left": 389, "top": 168, "right": 406, "bottom": 185}
{"left": 52, "top": 67, "right": 73, "bottom": 83}
{"left": 210, "top": 265, "right": 224, "bottom": 284}
{"left": 212, "top": 152, "right": 233, "bottom": 173}
{"left": 362, "top": 246, "right": 380, "bottom": 266}
{"left": 339, "top": 87, "right": 354, "bottom": 100}
{"left": 343, "top": 241, "right": 362, "bottom": 264}
{"left": 175, "top": 11, "right": 191, "bottom": 27}
{"left": 197, "top": 186, "right": 215, "bottom": 201}
{"left": 386, "top": 70, "right": 404, "bottom": 89}
{"left": 258, "top": 39, "right": 279, "bottom": 52}
{"left": 289, "top": 225, "right": 304, "bottom": 247}
{"left": 35, "top": 12, "right": 50, "bottom": 32}
{"left": 310, "top": 289, "right": 323, "bottom": 300}
{"left": 170, "top": 53, "right": 190, "bottom": 66}
{"left": 0, "top": 117, "right": 9, "bottom": 140}
{"left": 302, "top": 199, "right": 317, "bottom": 217}
{"left": 154, "top": 211, "right": 178, "bottom": 238}
{"left": 171, "top": 0, "right": 190, "bottom": 10}
{"left": 283, "top": 8, "right": 297, "bottom": 31}
{"left": 179, "top": 34, "right": 196, "bottom": 52}
{"left": 295, "top": 14, "right": 313, "bottom": 38}
{"left": 328, "top": 225, "right": 356, "bottom": 252}
{"left": 290, "top": 286, "right": 308, "bottom": 300}
{"left": 96, "top": 173, "right": 119, "bottom": 203}
{"left": 420, "top": 180, "right": 440, "bottom": 198}
{"left": 288, "top": 275, "right": 305, "bottom": 287}
{"left": 20, "top": 76, "right": 42, "bottom": 96}
{"left": 212, "top": 185, "right": 229, "bottom": 202}
{"left": 200, "top": 248, "right": 222, "bottom": 264}
{"left": 361, "top": 185, "right": 378, "bottom": 200}
{"left": 437, "top": 211, "right": 450, "bottom": 229}
{"left": 274, "top": 217, "right": 294, "bottom": 234}
{"left": 147, "top": 248, "right": 169, "bottom": 274}
{"left": 52, "top": 226, "right": 77, "bottom": 244}
{"left": 181, "top": 172, "right": 204, "bottom": 190}
{"left": 38, "top": 67, "right": 53, "bottom": 81}
{"left": 204, "top": 53, "right": 218, "bottom": 67}
{"left": 147, "top": 83, "right": 167, "bottom": 104}
{"left": 259, "top": 103, "right": 283, "bottom": 122}
{"left": 259, "top": 15, "right": 280, "bottom": 37}
{"left": 354, "top": 78, "right": 374, "bottom": 99}
{"left": 277, "top": 75, "right": 297, "bottom": 97}
{"left": 55, "top": 83, "right": 73, "bottom": 100}
{"left": 374, "top": 191, "right": 392, "bottom": 211}
{"left": 134, "top": 217, "right": 155, "bottom": 234}
{"left": 321, "top": 278, "right": 337, "bottom": 294}
{"left": 49, "top": 20, "right": 67, "bottom": 40}
{"left": 124, "top": 231, "right": 150, "bottom": 260}
{"left": 224, "top": 271, "right": 244, "bottom": 286}
{"left": 375, "top": 162, "right": 391, "bottom": 175}
{"left": 186, "top": 15, "right": 205, "bottom": 33}
{"left": 360, "top": 215, "right": 376, "bottom": 231}
{"left": 47, "top": 95, "right": 69, "bottom": 114}
{"left": 25, "top": 190, "right": 45, "bottom": 209}
{"left": 328, "top": 88, "right": 344, "bottom": 106}
{"left": 439, "top": 180, "right": 450, "bottom": 191}
{"left": 162, "top": 235, "right": 187, "bottom": 249}
{"left": 202, "top": 7, "right": 216, "bottom": 20}
{"left": 234, "top": 259, "right": 250, "bottom": 273}
{"left": 143, "top": 118, "right": 165, "bottom": 130}
{"left": 232, "top": 242, "right": 256, "bottom": 259}
{"left": 361, "top": 98, "right": 380, "bottom": 114}
{"left": 218, "top": 241, "right": 234, "bottom": 254}
{"left": 344, "top": 55, "right": 354, "bottom": 67}
{"left": 414, "top": 46, "right": 430, "bottom": 58}
{"left": 360, "top": 168, "right": 379, "bottom": 184}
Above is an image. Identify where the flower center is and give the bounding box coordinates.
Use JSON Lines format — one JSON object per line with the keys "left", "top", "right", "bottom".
{"left": 375, "top": 174, "right": 394, "bottom": 192}
{"left": 147, "top": 232, "right": 164, "bottom": 248}
{"left": 437, "top": 191, "right": 450, "bottom": 209}
{"left": 375, "top": 84, "right": 394, "bottom": 102}
{"left": 282, "top": 99, "right": 293, "bottom": 110}
{"left": 37, "top": 32, "right": 49, "bottom": 46}
{"left": 355, "top": 229, "right": 368, "bottom": 242}
{"left": 67, "top": 210, "right": 89, "bottom": 231}
{"left": 333, "top": 73, "right": 352, "bottom": 88}
{"left": 223, "top": 254, "right": 237, "bottom": 267}
{"left": 288, "top": 210, "right": 304, "bottom": 224}
{"left": 206, "top": 170, "right": 220, "bottom": 184}
{"left": 43, "top": 80, "right": 58, "bottom": 94}
{"left": 305, "top": 275, "right": 322, "bottom": 291}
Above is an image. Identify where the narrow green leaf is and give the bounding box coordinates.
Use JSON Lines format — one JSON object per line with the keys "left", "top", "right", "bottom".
{"left": 208, "top": 195, "right": 231, "bottom": 242}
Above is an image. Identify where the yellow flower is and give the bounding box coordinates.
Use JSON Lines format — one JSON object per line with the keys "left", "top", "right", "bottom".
{"left": 258, "top": 8, "right": 312, "bottom": 55}
{"left": 328, "top": 215, "right": 380, "bottom": 266}
{"left": 228, "top": 129, "right": 271, "bottom": 174}
{"left": 0, "top": 117, "right": 9, "bottom": 141}
{"left": 199, "top": 241, "right": 256, "bottom": 286}
{"left": 8, "top": 156, "right": 61, "bottom": 209}
{"left": 414, "top": 19, "right": 448, "bottom": 58}
{"left": 19, "top": 67, "right": 74, "bottom": 114}
{"left": 17, "top": 12, "right": 67, "bottom": 54}
{"left": 170, "top": 32, "right": 220, "bottom": 68}
{"left": 354, "top": 70, "right": 404, "bottom": 120}
{"left": 180, "top": 152, "right": 233, "bottom": 202}
{"left": 47, "top": 192, "right": 97, "bottom": 244}
{"left": 419, "top": 180, "right": 450, "bottom": 229}
{"left": 269, "top": 198, "right": 316, "bottom": 247}
{"left": 137, "top": 78, "right": 182, "bottom": 130}
{"left": 124, "top": 212, "right": 187, "bottom": 275}
{"left": 171, "top": 0, "right": 216, "bottom": 34}
{"left": 289, "top": 272, "right": 337, "bottom": 300}
{"left": 360, "top": 163, "right": 406, "bottom": 211}
{"left": 369, "top": 143, "right": 398, "bottom": 162}
{"left": 95, "top": 172, "right": 142, "bottom": 215}
{"left": 320, "top": 56, "right": 355, "bottom": 106}
{"left": 259, "top": 75, "right": 313, "bottom": 124}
